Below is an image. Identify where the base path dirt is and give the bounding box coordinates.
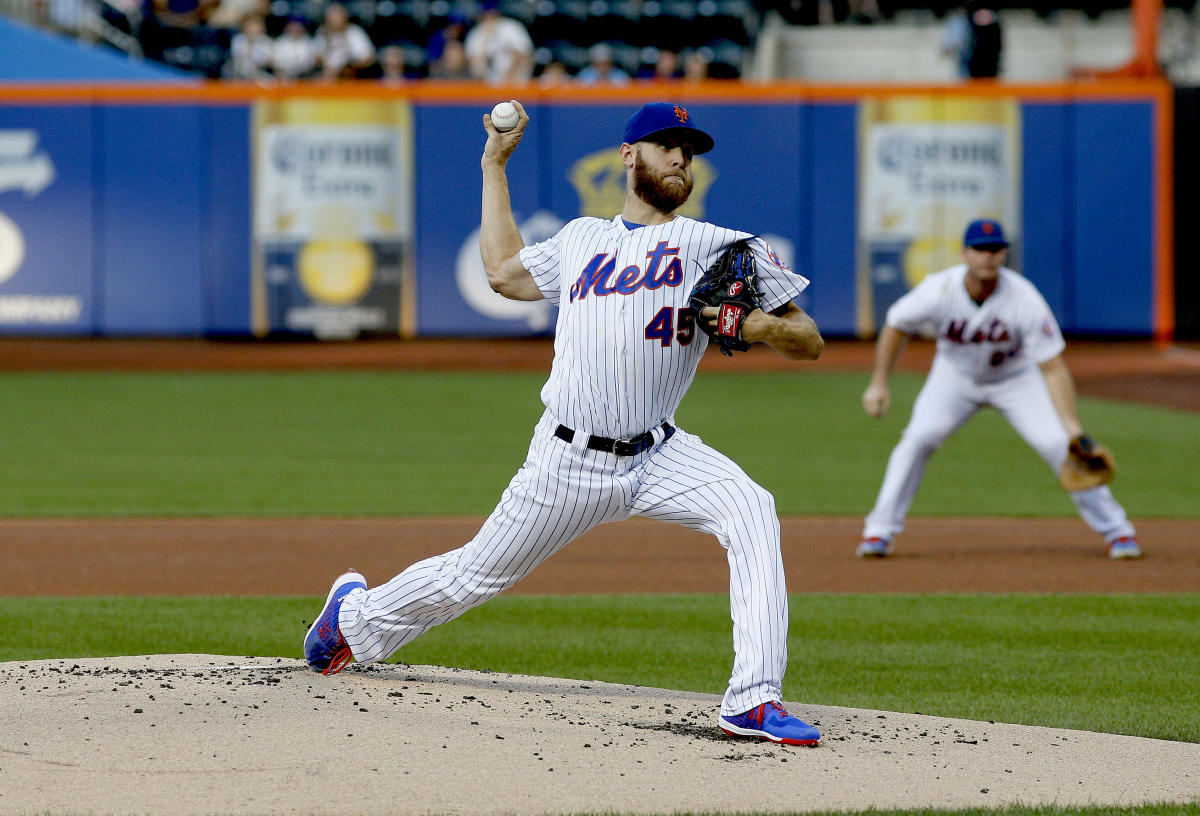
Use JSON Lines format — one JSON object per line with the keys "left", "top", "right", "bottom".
{"left": 1, "top": 516, "right": 1197, "bottom": 597}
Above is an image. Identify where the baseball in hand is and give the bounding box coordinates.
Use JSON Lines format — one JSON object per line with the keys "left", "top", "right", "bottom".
{"left": 490, "top": 101, "right": 519, "bottom": 132}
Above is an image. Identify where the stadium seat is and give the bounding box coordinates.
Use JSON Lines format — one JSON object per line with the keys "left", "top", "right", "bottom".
{"left": 704, "top": 38, "right": 745, "bottom": 77}
{"left": 371, "top": 1, "right": 427, "bottom": 47}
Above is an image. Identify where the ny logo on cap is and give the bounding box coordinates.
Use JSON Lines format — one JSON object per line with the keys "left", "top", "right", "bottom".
{"left": 673, "top": 105, "right": 689, "bottom": 124}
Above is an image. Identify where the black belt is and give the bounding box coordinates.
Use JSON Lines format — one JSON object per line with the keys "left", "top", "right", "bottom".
{"left": 554, "top": 422, "right": 675, "bottom": 456}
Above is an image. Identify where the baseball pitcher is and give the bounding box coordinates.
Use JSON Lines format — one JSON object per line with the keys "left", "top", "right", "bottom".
{"left": 305, "top": 101, "right": 827, "bottom": 746}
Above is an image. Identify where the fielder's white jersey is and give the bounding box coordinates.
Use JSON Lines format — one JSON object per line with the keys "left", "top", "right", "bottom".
{"left": 520, "top": 214, "right": 809, "bottom": 438}
{"left": 886, "top": 265, "right": 1065, "bottom": 384}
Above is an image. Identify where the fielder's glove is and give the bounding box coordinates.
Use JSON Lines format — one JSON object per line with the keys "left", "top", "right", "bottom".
{"left": 1059, "top": 433, "right": 1116, "bottom": 491}
{"left": 688, "top": 239, "right": 761, "bottom": 356}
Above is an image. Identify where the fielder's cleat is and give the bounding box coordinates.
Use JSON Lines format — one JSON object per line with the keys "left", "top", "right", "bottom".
{"left": 1107, "top": 536, "right": 1142, "bottom": 560}
{"left": 304, "top": 570, "right": 366, "bottom": 674}
{"left": 856, "top": 537, "right": 893, "bottom": 558}
{"left": 718, "top": 701, "right": 820, "bottom": 746}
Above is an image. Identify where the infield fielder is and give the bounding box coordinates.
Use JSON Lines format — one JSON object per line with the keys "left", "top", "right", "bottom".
{"left": 858, "top": 218, "right": 1140, "bottom": 560}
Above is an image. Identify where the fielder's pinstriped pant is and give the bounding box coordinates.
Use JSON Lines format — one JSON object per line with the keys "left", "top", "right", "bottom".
{"left": 864, "top": 360, "right": 1136, "bottom": 544}
{"left": 338, "top": 410, "right": 789, "bottom": 716}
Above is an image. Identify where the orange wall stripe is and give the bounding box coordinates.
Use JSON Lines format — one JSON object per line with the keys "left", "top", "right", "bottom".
{"left": 0, "top": 78, "right": 1176, "bottom": 105}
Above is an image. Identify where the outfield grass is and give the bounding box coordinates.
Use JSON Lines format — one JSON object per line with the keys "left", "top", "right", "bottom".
{"left": 9, "top": 593, "right": 1199, "bottom": 743}
{"left": 0, "top": 370, "right": 1195, "bottom": 517}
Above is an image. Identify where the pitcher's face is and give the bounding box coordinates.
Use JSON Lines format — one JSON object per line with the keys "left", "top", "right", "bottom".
{"left": 631, "top": 139, "right": 694, "bottom": 213}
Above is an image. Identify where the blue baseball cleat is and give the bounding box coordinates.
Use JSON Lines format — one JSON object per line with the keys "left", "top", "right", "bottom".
{"left": 303, "top": 570, "right": 366, "bottom": 675}
{"left": 856, "top": 537, "right": 893, "bottom": 558}
{"left": 719, "top": 701, "right": 820, "bottom": 746}
{"left": 1107, "top": 536, "right": 1142, "bottom": 559}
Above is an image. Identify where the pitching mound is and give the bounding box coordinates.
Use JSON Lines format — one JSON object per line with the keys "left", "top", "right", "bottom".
{"left": 3, "top": 655, "right": 1197, "bottom": 815}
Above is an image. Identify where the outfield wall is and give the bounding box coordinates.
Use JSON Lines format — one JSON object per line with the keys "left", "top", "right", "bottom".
{"left": 0, "top": 82, "right": 1173, "bottom": 340}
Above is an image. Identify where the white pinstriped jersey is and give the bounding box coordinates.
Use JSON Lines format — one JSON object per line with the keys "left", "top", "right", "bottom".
{"left": 886, "top": 265, "right": 1065, "bottom": 384}
{"left": 519, "top": 214, "right": 809, "bottom": 438}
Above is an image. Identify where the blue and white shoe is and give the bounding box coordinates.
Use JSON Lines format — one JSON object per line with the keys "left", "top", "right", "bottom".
{"left": 718, "top": 701, "right": 820, "bottom": 746}
{"left": 1107, "top": 537, "right": 1142, "bottom": 560}
{"left": 856, "top": 537, "right": 893, "bottom": 558}
{"left": 303, "top": 570, "right": 366, "bottom": 674}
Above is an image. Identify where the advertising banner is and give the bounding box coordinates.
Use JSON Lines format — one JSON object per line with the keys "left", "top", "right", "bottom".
{"left": 856, "top": 96, "right": 1021, "bottom": 335}
{"left": 0, "top": 109, "right": 94, "bottom": 334}
{"left": 252, "top": 98, "right": 414, "bottom": 338}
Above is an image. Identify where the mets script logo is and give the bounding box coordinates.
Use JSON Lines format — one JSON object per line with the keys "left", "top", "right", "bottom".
{"left": 673, "top": 106, "right": 689, "bottom": 124}
{"left": 944, "top": 318, "right": 1010, "bottom": 344}
{"left": 569, "top": 241, "right": 683, "bottom": 301}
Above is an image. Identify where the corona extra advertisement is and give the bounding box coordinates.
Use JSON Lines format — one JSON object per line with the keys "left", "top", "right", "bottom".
{"left": 856, "top": 96, "right": 1021, "bottom": 336}
{"left": 252, "top": 98, "right": 414, "bottom": 338}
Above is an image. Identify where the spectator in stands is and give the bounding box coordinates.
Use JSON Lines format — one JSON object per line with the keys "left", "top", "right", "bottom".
{"left": 426, "top": 10, "right": 470, "bottom": 64}
{"left": 638, "top": 48, "right": 682, "bottom": 81}
{"left": 940, "top": 0, "right": 1003, "bottom": 79}
{"left": 378, "top": 44, "right": 408, "bottom": 82}
{"left": 207, "top": 0, "right": 266, "bottom": 34}
{"left": 576, "top": 43, "right": 631, "bottom": 85}
{"left": 272, "top": 15, "right": 317, "bottom": 79}
{"left": 536, "top": 59, "right": 572, "bottom": 86}
{"left": 463, "top": 0, "right": 534, "bottom": 84}
{"left": 428, "top": 38, "right": 474, "bottom": 79}
{"left": 312, "top": 2, "right": 376, "bottom": 79}
{"left": 225, "top": 12, "right": 274, "bottom": 78}
{"left": 682, "top": 48, "right": 711, "bottom": 81}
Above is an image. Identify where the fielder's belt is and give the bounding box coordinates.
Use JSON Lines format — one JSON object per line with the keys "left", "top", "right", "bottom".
{"left": 554, "top": 422, "right": 675, "bottom": 456}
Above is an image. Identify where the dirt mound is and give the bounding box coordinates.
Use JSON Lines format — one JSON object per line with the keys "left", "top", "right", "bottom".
{"left": 2, "top": 655, "right": 1197, "bottom": 815}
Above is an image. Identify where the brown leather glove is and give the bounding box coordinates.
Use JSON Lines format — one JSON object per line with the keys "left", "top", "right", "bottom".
{"left": 1060, "top": 433, "right": 1116, "bottom": 491}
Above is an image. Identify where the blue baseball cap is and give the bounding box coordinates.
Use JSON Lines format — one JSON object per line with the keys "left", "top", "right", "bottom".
{"left": 623, "top": 102, "right": 714, "bottom": 155}
{"left": 963, "top": 218, "right": 1008, "bottom": 247}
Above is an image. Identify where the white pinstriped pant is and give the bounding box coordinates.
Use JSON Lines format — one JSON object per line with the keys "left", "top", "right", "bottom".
{"left": 338, "top": 410, "right": 789, "bottom": 716}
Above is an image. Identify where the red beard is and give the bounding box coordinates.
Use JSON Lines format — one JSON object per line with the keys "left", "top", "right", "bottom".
{"left": 633, "top": 150, "right": 693, "bottom": 213}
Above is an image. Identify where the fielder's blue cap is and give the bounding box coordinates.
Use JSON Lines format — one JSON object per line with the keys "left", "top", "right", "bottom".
{"left": 623, "top": 102, "right": 714, "bottom": 155}
{"left": 963, "top": 218, "right": 1008, "bottom": 247}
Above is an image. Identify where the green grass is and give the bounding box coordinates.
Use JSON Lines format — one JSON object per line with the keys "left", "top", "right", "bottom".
{"left": 663, "top": 808, "right": 1200, "bottom": 816}
{"left": 11, "top": 593, "right": 1200, "bottom": 743}
{"left": 0, "top": 369, "right": 1195, "bottom": 517}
